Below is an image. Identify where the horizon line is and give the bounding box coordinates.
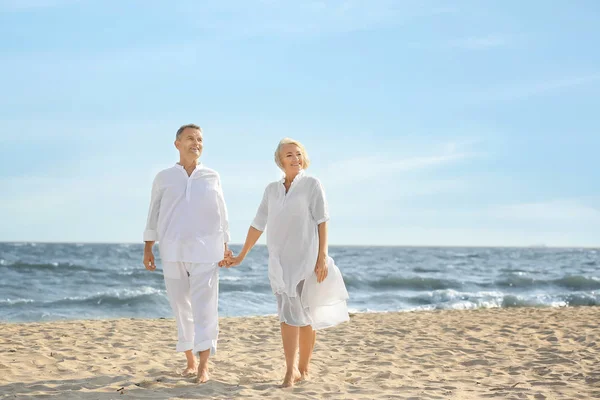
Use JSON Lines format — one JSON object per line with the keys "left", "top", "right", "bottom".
{"left": 0, "top": 241, "right": 597, "bottom": 250}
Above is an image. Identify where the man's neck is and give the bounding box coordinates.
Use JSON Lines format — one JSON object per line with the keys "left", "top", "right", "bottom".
{"left": 178, "top": 157, "right": 200, "bottom": 176}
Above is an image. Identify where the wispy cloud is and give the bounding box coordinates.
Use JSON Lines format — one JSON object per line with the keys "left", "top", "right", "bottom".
{"left": 331, "top": 198, "right": 600, "bottom": 246}
{"left": 0, "top": 174, "right": 149, "bottom": 241}
{"left": 0, "top": 0, "right": 80, "bottom": 12}
{"left": 463, "top": 73, "right": 600, "bottom": 104}
{"left": 324, "top": 140, "right": 480, "bottom": 185}
{"left": 502, "top": 74, "right": 600, "bottom": 99}
{"left": 449, "top": 35, "right": 508, "bottom": 50}
{"left": 172, "top": 1, "right": 457, "bottom": 37}
{"left": 398, "top": 198, "right": 600, "bottom": 225}
{"left": 490, "top": 199, "right": 600, "bottom": 222}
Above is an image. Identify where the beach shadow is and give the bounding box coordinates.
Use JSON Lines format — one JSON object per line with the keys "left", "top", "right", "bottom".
{"left": 0, "top": 375, "right": 131, "bottom": 399}
{"left": 0, "top": 374, "right": 243, "bottom": 399}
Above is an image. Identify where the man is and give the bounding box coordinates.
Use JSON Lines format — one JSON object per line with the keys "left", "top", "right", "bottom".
{"left": 143, "top": 124, "right": 231, "bottom": 383}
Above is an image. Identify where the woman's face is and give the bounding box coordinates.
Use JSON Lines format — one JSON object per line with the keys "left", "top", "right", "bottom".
{"left": 279, "top": 143, "right": 304, "bottom": 175}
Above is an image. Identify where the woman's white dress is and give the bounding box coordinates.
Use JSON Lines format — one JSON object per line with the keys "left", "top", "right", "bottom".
{"left": 251, "top": 171, "right": 349, "bottom": 329}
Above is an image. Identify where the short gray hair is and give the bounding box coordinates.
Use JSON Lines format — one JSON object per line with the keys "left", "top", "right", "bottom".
{"left": 176, "top": 124, "right": 202, "bottom": 140}
{"left": 274, "top": 138, "right": 310, "bottom": 170}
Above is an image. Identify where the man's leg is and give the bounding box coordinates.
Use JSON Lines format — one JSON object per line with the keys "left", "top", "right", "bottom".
{"left": 163, "top": 262, "right": 196, "bottom": 375}
{"left": 189, "top": 262, "right": 219, "bottom": 383}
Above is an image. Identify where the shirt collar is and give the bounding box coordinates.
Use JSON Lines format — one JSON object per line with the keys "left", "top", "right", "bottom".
{"left": 280, "top": 170, "right": 305, "bottom": 185}
{"left": 175, "top": 162, "right": 203, "bottom": 173}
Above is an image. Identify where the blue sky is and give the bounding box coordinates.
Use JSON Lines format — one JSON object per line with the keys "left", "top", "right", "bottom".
{"left": 1, "top": 0, "right": 599, "bottom": 246}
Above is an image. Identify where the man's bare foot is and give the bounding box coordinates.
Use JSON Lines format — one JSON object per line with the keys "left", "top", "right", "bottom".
{"left": 196, "top": 367, "right": 210, "bottom": 384}
{"left": 281, "top": 368, "right": 301, "bottom": 388}
{"left": 182, "top": 365, "right": 197, "bottom": 376}
{"left": 183, "top": 350, "right": 196, "bottom": 376}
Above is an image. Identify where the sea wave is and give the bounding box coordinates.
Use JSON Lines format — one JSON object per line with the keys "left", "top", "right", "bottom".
{"left": 1, "top": 287, "right": 167, "bottom": 308}
{"left": 494, "top": 275, "right": 600, "bottom": 290}
{"left": 0, "top": 262, "right": 100, "bottom": 273}
{"left": 344, "top": 276, "right": 462, "bottom": 290}
{"left": 405, "top": 289, "right": 600, "bottom": 309}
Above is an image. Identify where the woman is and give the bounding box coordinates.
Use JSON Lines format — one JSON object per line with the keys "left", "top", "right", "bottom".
{"left": 225, "top": 138, "right": 349, "bottom": 387}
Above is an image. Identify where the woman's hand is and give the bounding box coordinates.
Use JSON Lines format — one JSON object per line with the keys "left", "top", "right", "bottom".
{"left": 314, "top": 254, "right": 328, "bottom": 283}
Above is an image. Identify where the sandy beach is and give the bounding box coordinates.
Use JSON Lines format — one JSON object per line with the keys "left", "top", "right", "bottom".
{"left": 1, "top": 307, "right": 598, "bottom": 399}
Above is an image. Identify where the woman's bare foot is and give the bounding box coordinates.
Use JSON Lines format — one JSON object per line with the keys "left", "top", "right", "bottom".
{"left": 281, "top": 368, "right": 301, "bottom": 388}
{"left": 196, "top": 366, "right": 210, "bottom": 384}
{"left": 299, "top": 369, "right": 309, "bottom": 381}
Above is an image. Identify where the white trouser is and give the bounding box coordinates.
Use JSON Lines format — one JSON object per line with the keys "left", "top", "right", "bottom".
{"left": 162, "top": 262, "right": 219, "bottom": 355}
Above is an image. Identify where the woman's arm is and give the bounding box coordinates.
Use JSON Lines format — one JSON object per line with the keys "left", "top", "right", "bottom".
{"left": 224, "top": 185, "right": 270, "bottom": 267}
{"left": 317, "top": 221, "right": 328, "bottom": 258}
{"left": 309, "top": 178, "right": 330, "bottom": 282}
{"left": 225, "top": 226, "right": 263, "bottom": 267}
{"left": 314, "top": 221, "right": 329, "bottom": 282}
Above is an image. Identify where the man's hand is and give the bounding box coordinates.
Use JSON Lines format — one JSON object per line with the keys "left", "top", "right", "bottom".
{"left": 144, "top": 250, "right": 156, "bottom": 271}
{"left": 219, "top": 247, "right": 233, "bottom": 267}
{"left": 220, "top": 254, "right": 244, "bottom": 268}
{"left": 314, "top": 255, "right": 328, "bottom": 283}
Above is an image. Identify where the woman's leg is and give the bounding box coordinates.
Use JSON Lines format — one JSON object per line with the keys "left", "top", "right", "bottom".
{"left": 298, "top": 326, "right": 316, "bottom": 378}
{"left": 280, "top": 322, "right": 301, "bottom": 387}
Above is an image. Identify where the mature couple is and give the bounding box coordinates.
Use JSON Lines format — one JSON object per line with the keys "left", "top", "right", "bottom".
{"left": 143, "top": 124, "right": 349, "bottom": 387}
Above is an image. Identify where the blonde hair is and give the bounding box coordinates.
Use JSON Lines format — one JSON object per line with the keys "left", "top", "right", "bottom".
{"left": 274, "top": 138, "right": 310, "bottom": 170}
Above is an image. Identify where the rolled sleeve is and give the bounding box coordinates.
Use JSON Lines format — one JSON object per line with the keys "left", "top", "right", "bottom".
{"left": 216, "top": 175, "right": 231, "bottom": 243}
{"left": 315, "top": 216, "right": 330, "bottom": 225}
{"left": 251, "top": 186, "right": 269, "bottom": 231}
{"left": 143, "top": 229, "right": 159, "bottom": 241}
{"left": 310, "top": 179, "right": 330, "bottom": 225}
{"left": 143, "top": 175, "right": 162, "bottom": 242}
{"left": 222, "top": 231, "right": 231, "bottom": 243}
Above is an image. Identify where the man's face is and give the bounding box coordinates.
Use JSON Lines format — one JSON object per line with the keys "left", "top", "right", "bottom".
{"left": 175, "top": 128, "right": 203, "bottom": 159}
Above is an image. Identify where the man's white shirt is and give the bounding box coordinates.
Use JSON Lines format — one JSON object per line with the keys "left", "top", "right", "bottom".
{"left": 144, "top": 163, "right": 230, "bottom": 263}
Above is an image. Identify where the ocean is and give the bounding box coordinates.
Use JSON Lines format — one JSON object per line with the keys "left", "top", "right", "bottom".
{"left": 0, "top": 243, "right": 599, "bottom": 322}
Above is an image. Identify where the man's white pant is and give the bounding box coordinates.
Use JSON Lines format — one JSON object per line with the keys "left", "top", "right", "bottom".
{"left": 162, "top": 262, "right": 219, "bottom": 355}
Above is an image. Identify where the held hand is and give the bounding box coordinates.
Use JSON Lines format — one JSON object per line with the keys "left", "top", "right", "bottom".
{"left": 143, "top": 251, "right": 156, "bottom": 271}
{"left": 222, "top": 254, "right": 244, "bottom": 268}
{"left": 314, "top": 255, "right": 328, "bottom": 283}
{"left": 218, "top": 248, "right": 234, "bottom": 267}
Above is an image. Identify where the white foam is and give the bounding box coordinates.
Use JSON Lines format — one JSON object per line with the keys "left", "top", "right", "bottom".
{"left": 0, "top": 298, "right": 35, "bottom": 305}
{"left": 220, "top": 276, "right": 243, "bottom": 282}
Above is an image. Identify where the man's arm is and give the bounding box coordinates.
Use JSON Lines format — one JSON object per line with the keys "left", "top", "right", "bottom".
{"left": 143, "top": 176, "right": 161, "bottom": 271}
{"left": 144, "top": 241, "right": 156, "bottom": 271}
{"left": 216, "top": 175, "right": 231, "bottom": 256}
